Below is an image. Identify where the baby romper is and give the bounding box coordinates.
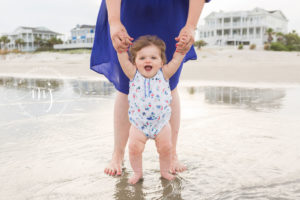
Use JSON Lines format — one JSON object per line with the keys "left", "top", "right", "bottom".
{"left": 128, "top": 70, "right": 172, "bottom": 139}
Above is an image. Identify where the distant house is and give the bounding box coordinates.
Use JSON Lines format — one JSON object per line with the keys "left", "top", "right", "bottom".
{"left": 197, "top": 7, "right": 288, "bottom": 46}
{"left": 3, "top": 26, "right": 61, "bottom": 52}
{"left": 54, "top": 24, "right": 95, "bottom": 50}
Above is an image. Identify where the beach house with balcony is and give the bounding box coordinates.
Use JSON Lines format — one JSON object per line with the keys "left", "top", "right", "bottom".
{"left": 3, "top": 26, "right": 61, "bottom": 52}
{"left": 197, "top": 7, "right": 288, "bottom": 46}
{"left": 54, "top": 24, "right": 95, "bottom": 50}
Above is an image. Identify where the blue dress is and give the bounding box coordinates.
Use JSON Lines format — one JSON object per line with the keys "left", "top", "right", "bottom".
{"left": 90, "top": 0, "right": 212, "bottom": 94}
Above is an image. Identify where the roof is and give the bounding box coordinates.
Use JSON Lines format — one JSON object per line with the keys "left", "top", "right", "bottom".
{"left": 71, "top": 24, "right": 96, "bottom": 31}
{"left": 17, "top": 26, "right": 62, "bottom": 35}
{"left": 204, "top": 7, "right": 288, "bottom": 21}
{"left": 79, "top": 25, "right": 95, "bottom": 29}
{"left": 267, "top": 10, "right": 288, "bottom": 21}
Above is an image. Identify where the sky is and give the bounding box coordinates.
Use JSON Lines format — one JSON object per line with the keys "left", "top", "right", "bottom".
{"left": 1, "top": 0, "right": 300, "bottom": 38}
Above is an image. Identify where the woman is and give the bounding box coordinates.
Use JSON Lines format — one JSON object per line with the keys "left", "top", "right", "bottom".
{"left": 90, "top": 0, "right": 211, "bottom": 176}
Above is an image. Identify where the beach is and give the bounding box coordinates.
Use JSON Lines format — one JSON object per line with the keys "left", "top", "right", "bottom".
{"left": 1, "top": 48, "right": 300, "bottom": 199}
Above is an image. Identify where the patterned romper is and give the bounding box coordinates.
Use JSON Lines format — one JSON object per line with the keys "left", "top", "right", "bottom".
{"left": 128, "top": 69, "right": 172, "bottom": 139}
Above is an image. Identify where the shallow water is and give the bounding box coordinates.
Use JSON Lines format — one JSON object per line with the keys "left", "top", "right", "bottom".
{"left": 0, "top": 78, "right": 300, "bottom": 200}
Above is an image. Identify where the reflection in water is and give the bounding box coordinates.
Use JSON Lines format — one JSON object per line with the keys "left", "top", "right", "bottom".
{"left": 0, "top": 76, "right": 115, "bottom": 117}
{"left": 114, "top": 170, "right": 145, "bottom": 200}
{"left": 161, "top": 177, "right": 183, "bottom": 200}
{"left": 0, "top": 76, "right": 115, "bottom": 96}
{"left": 114, "top": 172, "right": 184, "bottom": 200}
{"left": 70, "top": 80, "right": 115, "bottom": 96}
{"left": 188, "top": 86, "right": 286, "bottom": 111}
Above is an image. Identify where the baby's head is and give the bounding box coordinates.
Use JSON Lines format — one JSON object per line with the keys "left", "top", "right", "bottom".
{"left": 129, "top": 35, "right": 167, "bottom": 78}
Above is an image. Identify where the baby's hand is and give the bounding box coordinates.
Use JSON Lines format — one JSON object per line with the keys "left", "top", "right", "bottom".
{"left": 175, "top": 25, "right": 195, "bottom": 55}
{"left": 175, "top": 35, "right": 190, "bottom": 55}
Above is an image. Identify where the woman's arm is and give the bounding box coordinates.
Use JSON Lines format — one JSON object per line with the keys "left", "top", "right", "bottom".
{"left": 106, "top": 0, "right": 133, "bottom": 53}
{"left": 117, "top": 52, "right": 136, "bottom": 80}
{"left": 106, "top": 0, "right": 121, "bottom": 24}
{"left": 176, "top": 0, "right": 205, "bottom": 54}
{"left": 186, "top": 0, "right": 205, "bottom": 29}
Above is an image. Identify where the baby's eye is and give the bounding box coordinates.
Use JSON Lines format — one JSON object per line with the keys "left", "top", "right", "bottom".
{"left": 151, "top": 56, "right": 157, "bottom": 59}
{"left": 139, "top": 57, "right": 145, "bottom": 60}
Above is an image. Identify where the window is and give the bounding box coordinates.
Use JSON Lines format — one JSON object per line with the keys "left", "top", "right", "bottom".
{"left": 224, "top": 29, "right": 230, "bottom": 36}
{"left": 249, "top": 28, "right": 254, "bottom": 35}
{"left": 224, "top": 18, "right": 231, "bottom": 23}
{"left": 256, "top": 27, "right": 261, "bottom": 35}
{"left": 233, "top": 29, "right": 240, "bottom": 35}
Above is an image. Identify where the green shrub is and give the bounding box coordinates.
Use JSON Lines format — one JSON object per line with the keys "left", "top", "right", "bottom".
{"left": 238, "top": 44, "right": 243, "bottom": 50}
{"left": 270, "top": 42, "right": 288, "bottom": 51}
{"left": 35, "top": 47, "right": 53, "bottom": 51}
{"left": 194, "top": 40, "right": 207, "bottom": 49}
{"left": 286, "top": 45, "right": 300, "bottom": 51}
{"left": 249, "top": 44, "right": 256, "bottom": 50}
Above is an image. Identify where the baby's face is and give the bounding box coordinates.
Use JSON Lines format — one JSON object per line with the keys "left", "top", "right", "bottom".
{"left": 135, "top": 45, "right": 163, "bottom": 78}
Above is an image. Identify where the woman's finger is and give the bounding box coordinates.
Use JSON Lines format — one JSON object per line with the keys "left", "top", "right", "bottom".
{"left": 114, "top": 39, "right": 127, "bottom": 53}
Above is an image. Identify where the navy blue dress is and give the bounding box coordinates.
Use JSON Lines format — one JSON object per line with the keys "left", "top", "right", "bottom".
{"left": 90, "top": 0, "right": 212, "bottom": 94}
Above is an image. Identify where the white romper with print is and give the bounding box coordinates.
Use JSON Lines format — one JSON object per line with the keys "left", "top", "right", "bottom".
{"left": 128, "top": 69, "right": 172, "bottom": 139}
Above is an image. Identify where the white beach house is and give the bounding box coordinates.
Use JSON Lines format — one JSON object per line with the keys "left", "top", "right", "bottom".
{"left": 54, "top": 24, "right": 95, "bottom": 50}
{"left": 197, "top": 7, "right": 288, "bottom": 47}
{"left": 3, "top": 26, "right": 61, "bottom": 52}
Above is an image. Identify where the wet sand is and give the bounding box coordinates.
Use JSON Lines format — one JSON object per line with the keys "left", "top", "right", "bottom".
{"left": 0, "top": 85, "right": 300, "bottom": 199}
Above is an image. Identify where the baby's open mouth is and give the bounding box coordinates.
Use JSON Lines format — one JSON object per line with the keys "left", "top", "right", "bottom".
{"left": 144, "top": 65, "right": 152, "bottom": 71}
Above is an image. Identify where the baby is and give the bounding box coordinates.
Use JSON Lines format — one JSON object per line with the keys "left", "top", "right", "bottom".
{"left": 117, "top": 35, "right": 185, "bottom": 184}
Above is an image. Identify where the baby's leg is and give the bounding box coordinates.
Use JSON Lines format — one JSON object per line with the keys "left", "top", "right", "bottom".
{"left": 155, "top": 123, "right": 175, "bottom": 181}
{"left": 128, "top": 125, "right": 147, "bottom": 184}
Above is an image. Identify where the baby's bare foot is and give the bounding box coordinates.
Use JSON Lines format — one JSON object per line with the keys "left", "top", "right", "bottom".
{"left": 128, "top": 173, "right": 143, "bottom": 184}
{"left": 161, "top": 172, "right": 175, "bottom": 181}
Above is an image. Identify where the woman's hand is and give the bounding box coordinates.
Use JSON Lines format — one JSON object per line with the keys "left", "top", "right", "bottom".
{"left": 109, "top": 21, "right": 134, "bottom": 53}
{"left": 175, "top": 24, "right": 195, "bottom": 54}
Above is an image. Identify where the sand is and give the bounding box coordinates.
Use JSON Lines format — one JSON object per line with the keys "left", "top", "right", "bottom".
{"left": 1, "top": 48, "right": 300, "bottom": 199}
{"left": 0, "top": 48, "right": 300, "bottom": 84}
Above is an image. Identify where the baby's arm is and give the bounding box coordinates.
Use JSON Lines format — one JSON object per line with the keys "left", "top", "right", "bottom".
{"left": 117, "top": 52, "right": 136, "bottom": 80}
{"left": 162, "top": 52, "right": 185, "bottom": 80}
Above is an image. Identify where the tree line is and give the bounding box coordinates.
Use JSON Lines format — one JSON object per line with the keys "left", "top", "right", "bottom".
{"left": 265, "top": 28, "right": 300, "bottom": 51}
{"left": 0, "top": 36, "right": 62, "bottom": 51}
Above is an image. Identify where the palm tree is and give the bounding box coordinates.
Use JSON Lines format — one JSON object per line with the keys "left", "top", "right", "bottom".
{"left": 44, "top": 37, "right": 63, "bottom": 49}
{"left": 34, "top": 36, "right": 43, "bottom": 48}
{"left": 276, "top": 32, "right": 284, "bottom": 43}
{"left": 266, "top": 28, "right": 274, "bottom": 44}
{"left": 15, "top": 38, "right": 25, "bottom": 51}
{"left": 194, "top": 40, "right": 207, "bottom": 49}
{"left": 0, "top": 36, "right": 10, "bottom": 50}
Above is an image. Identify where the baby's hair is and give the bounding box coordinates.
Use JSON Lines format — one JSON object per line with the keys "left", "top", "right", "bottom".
{"left": 129, "top": 35, "right": 167, "bottom": 64}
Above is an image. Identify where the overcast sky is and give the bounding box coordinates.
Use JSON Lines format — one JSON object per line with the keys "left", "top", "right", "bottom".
{"left": 1, "top": 0, "right": 299, "bottom": 37}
